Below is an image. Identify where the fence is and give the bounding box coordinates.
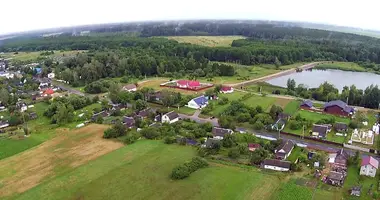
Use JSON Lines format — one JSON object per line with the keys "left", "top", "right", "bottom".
{"left": 280, "top": 131, "right": 344, "bottom": 146}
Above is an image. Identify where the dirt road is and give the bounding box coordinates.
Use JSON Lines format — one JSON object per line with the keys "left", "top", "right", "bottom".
{"left": 229, "top": 62, "right": 322, "bottom": 87}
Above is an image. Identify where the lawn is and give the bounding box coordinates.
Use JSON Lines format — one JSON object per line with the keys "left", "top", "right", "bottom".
{"left": 8, "top": 140, "right": 283, "bottom": 200}
{"left": 271, "top": 180, "right": 313, "bottom": 200}
{"left": 246, "top": 82, "right": 287, "bottom": 94}
{"left": 166, "top": 36, "right": 246, "bottom": 47}
{"left": 286, "top": 146, "right": 305, "bottom": 163}
{"left": 283, "top": 100, "right": 301, "bottom": 115}
{"left": 2, "top": 50, "right": 84, "bottom": 62}
{"left": 297, "top": 110, "right": 351, "bottom": 124}
{"left": 343, "top": 165, "right": 379, "bottom": 200}
{"left": 315, "top": 62, "right": 367, "bottom": 72}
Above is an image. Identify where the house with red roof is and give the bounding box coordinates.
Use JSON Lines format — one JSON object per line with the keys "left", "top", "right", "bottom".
{"left": 360, "top": 156, "right": 379, "bottom": 177}
{"left": 248, "top": 143, "right": 261, "bottom": 152}
{"left": 43, "top": 88, "right": 54, "bottom": 96}
{"left": 220, "top": 86, "right": 234, "bottom": 94}
{"left": 176, "top": 80, "right": 200, "bottom": 89}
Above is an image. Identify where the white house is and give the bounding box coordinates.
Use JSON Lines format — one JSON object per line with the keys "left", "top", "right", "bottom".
{"left": 212, "top": 127, "right": 233, "bottom": 139}
{"left": 48, "top": 72, "right": 55, "bottom": 79}
{"left": 262, "top": 159, "right": 291, "bottom": 172}
{"left": 161, "top": 111, "right": 179, "bottom": 124}
{"left": 122, "top": 84, "right": 137, "bottom": 92}
{"left": 0, "top": 121, "right": 9, "bottom": 129}
{"left": 360, "top": 156, "right": 379, "bottom": 177}
{"left": 187, "top": 95, "right": 208, "bottom": 109}
{"left": 274, "top": 140, "right": 295, "bottom": 160}
{"left": 0, "top": 71, "right": 14, "bottom": 79}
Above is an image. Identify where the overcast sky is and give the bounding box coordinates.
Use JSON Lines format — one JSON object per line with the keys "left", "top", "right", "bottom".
{"left": 1, "top": 0, "right": 379, "bottom": 34}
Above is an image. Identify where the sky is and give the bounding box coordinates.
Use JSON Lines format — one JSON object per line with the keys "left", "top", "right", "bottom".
{"left": 1, "top": 0, "right": 379, "bottom": 35}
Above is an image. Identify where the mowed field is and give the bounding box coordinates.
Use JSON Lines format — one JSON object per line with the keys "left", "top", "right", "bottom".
{"left": 1, "top": 50, "right": 85, "bottom": 62}
{"left": 6, "top": 139, "right": 285, "bottom": 200}
{"left": 0, "top": 124, "right": 123, "bottom": 199}
{"left": 167, "top": 36, "right": 246, "bottom": 47}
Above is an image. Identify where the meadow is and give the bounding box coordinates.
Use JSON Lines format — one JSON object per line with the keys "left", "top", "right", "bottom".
{"left": 166, "top": 36, "right": 246, "bottom": 47}
{"left": 6, "top": 139, "right": 285, "bottom": 200}
{"left": 1, "top": 50, "right": 84, "bottom": 62}
{"left": 315, "top": 62, "right": 367, "bottom": 72}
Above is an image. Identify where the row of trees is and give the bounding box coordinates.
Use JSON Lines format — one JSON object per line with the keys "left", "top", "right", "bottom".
{"left": 287, "top": 79, "right": 380, "bottom": 109}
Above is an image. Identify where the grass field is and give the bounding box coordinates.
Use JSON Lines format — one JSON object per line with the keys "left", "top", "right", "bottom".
{"left": 283, "top": 100, "right": 301, "bottom": 115}
{"left": 167, "top": 36, "right": 246, "bottom": 47}
{"left": 0, "top": 124, "right": 123, "bottom": 198}
{"left": 315, "top": 62, "right": 367, "bottom": 72}
{"left": 271, "top": 180, "right": 313, "bottom": 200}
{"left": 7, "top": 140, "right": 285, "bottom": 200}
{"left": 247, "top": 82, "right": 287, "bottom": 95}
{"left": 1, "top": 50, "right": 84, "bottom": 62}
{"left": 343, "top": 166, "right": 378, "bottom": 200}
{"left": 297, "top": 110, "right": 351, "bottom": 124}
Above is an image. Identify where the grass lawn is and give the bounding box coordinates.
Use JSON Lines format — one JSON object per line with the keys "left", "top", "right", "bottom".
{"left": 247, "top": 82, "right": 287, "bottom": 94}
{"left": 297, "top": 110, "right": 351, "bottom": 124}
{"left": 166, "top": 36, "right": 246, "bottom": 47}
{"left": 316, "top": 62, "right": 367, "bottom": 72}
{"left": 326, "top": 131, "right": 347, "bottom": 144}
{"left": 286, "top": 146, "right": 305, "bottom": 163}
{"left": 271, "top": 180, "right": 313, "bottom": 200}
{"left": 343, "top": 165, "right": 378, "bottom": 200}
{"left": 283, "top": 100, "right": 301, "bottom": 115}
{"left": 8, "top": 140, "right": 283, "bottom": 200}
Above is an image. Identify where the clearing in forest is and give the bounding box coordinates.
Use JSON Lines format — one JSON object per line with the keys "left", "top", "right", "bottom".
{"left": 167, "top": 36, "right": 246, "bottom": 47}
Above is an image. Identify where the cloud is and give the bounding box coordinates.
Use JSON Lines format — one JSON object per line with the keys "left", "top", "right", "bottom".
{"left": 1, "top": 0, "right": 379, "bottom": 34}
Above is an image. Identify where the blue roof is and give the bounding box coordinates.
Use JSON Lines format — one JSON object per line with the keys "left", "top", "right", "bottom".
{"left": 192, "top": 95, "right": 208, "bottom": 106}
{"left": 35, "top": 68, "right": 42, "bottom": 74}
{"left": 301, "top": 100, "right": 313, "bottom": 107}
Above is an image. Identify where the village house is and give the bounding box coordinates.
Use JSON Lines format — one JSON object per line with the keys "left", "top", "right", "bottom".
{"left": 274, "top": 140, "right": 295, "bottom": 160}
{"left": 350, "top": 186, "right": 361, "bottom": 197}
{"left": 300, "top": 100, "right": 313, "bottom": 109}
{"left": 161, "top": 111, "right": 179, "bottom": 124}
{"left": 148, "top": 91, "right": 162, "bottom": 102}
{"left": 323, "top": 100, "right": 354, "bottom": 117}
{"left": 187, "top": 95, "right": 208, "bottom": 109}
{"left": 360, "top": 156, "right": 379, "bottom": 177}
{"left": 48, "top": 72, "right": 55, "bottom": 79}
{"left": 123, "top": 116, "right": 135, "bottom": 129}
{"left": 220, "top": 86, "right": 234, "bottom": 94}
{"left": 311, "top": 124, "right": 330, "bottom": 138}
{"left": 0, "top": 121, "right": 9, "bottom": 129}
{"left": 0, "top": 71, "right": 14, "bottom": 79}
{"left": 137, "top": 108, "right": 152, "bottom": 119}
{"left": 326, "top": 171, "right": 345, "bottom": 186}
{"left": 212, "top": 127, "right": 233, "bottom": 139}
{"left": 248, "top": 143, "right": 261, "bottom": 152}
{"left": 329, "top": 148, "right": 350, "bottom": 170}
{"left": 262, "top": 159, "right": 291, "bottom": 172}
{"left": 122, "top": 84, "right": 137, "bottom": 92}
{"left": 334, "top": 122, "right": 348, "bottom": 132}
{"left": 29, "top": 112, "right": 38, "bottom": 120}
{"left": 176, "top": 80, "right": 200, "bottom": 89}
{"left": 91, "top": 111, "right": 109, "bottom": 121}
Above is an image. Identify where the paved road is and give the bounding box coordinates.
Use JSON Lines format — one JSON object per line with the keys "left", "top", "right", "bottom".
{"left": 53, "top": 81, "right": 86, "bottom": 96}
{"left": 179, "top": 110, "right": 219, "bottom": 127}
{"left": 228, "top": 62, "right": 322, "bottom": 88}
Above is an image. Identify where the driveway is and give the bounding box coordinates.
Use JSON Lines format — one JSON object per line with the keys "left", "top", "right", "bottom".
{"left": 179, "top": 110, "right": 219, "bottom": 126}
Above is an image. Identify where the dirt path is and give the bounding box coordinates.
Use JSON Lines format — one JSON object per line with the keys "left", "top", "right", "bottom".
{"left": 0, "top": 124, "right": 123, "bottom": 197}
{"left": 229, "top": 62, "right": 322, "bottom": 87}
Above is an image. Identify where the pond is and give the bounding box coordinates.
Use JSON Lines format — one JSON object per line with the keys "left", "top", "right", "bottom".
{"left": 266, "top": 69, "right": 380, "bottom": 91}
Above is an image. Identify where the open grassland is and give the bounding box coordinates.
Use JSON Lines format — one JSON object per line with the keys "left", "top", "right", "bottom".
{"left": 0, "top": 124, "right": 123, "bottom": 199}
{"left": 8, "top": 140, "right": 284, "bottom": 200}
{"left": 316, "top": 62, "right": 366, "bottom": 72}
{"left": 167, "top": 36, "right": 246, "bottom": 47}
{"left": 271, "top": 181, "right": 313, "bottom": 200}
{"left": 1, "top": 50, "right": 85, "bottom": 62}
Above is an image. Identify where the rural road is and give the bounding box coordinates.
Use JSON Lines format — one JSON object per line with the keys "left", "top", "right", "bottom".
{"left": 53, "top": 81, "right": 86, "bottom": 96}
{"left": 179, "top": 110, "right": 219, "bottom": 127}
{"left": 228, "top": 62, "right": 322, "bottom": 88}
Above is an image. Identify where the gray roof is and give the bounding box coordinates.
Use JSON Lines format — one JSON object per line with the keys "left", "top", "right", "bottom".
{"left": 301, "top": 100, "right": 313, "bottom": 108}
{"left": 312, "top": 124, "right": 329, "bottom": 137}
{"left": 164, "top": 111, "right": 179, "bottom": 121}
{"left": 275, "top": 140, "right": 294, "bottom": 154}
{"left": 328, "top": 171, "right": 345, "bottom": 181}
{"left": 334, "top": 122, "right": 348, "bottom": 131}
{"left": 212, "top": 127, "right": 233, "bottom": 137}
{"left": 324, "top": 100, "right": 354, "bottom": 113}
{"left": 263, "top": 159, "right": 291, "bottom": 169}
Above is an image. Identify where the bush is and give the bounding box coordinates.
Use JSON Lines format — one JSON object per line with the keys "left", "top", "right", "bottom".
{"left": 170, "top": 157, "right": 208, "bottom": 180}
{"left": 228, "top": 148, "right": 240, "bottom": 159}
{"left": 218, "top": 97, "right": 229, "bottom": 105}
{"left": 103, "top": 121, "right": 126, "bottom": 138}
{"left": 253, "top": 121, "right": 264, "bottom": 130}
{"left": 123, "top": 131, "right": 140, "bottom": 144}
{"left": 140, "top": 127, "right": 160, "bottom": 139}
{"left": 164, "top": 136, "right": 177, "bottom": 144}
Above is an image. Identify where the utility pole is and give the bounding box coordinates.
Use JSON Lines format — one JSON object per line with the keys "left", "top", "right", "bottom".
{"left": 302, "top": 125, "right": 305, "bottom": 139}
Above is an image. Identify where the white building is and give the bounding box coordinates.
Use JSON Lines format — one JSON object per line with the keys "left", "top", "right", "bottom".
{"left": 161, "top": 111, "right": 179, "bottom": 124}
{"left": 262, "top": 159, "right": 291, "bottom": 172}
{"left": 122, "top": 84, "right": 137, "bottom": 92}
{"left": 187, "top": 95, "right": 208, "bottom": 109}
{"left": 0, "top": 71, "right": 14, "bottom": 79}
{"left": 360, "top": 156, "right": 379, "bottom": 177}
{"left": 48, "top": 72, "right": 55, "bottom": 79}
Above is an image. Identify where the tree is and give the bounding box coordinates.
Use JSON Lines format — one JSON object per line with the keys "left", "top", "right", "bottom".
{"left": 103, "top": 121, "right": 126, "bottom": 138}
{"left": 228, "top": 148, "right": 240, "bottom": 159}
{"left": 214, "top": 84, "right": 222, "bottom": 93}
{"left": 250, "top": 148, "right": 269, "bottom": 165}
{"left": 108, "top": 83, "right": 121, "bottom": 103}
{"left": 269, "top": 105, "right": 283, "bottom": 120}
{"left": 222, "top": 134, "right": 236, "bottom": 148}
{"left": 0, "top": 88, "right": 9, "bottom": 106}
{"left": 52, "top": 104, "right": 74, "bottom": 125}
{"left": 286, "top": 78, "right": 296, "bottom": 91}
{"left": 135, "top": 99, "right": 147, "bottom": 111}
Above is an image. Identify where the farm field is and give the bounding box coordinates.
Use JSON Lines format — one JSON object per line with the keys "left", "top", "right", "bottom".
{"left": 271, "top": 180, "right": 313, "bottom": 200}
{"left": 8, "top": 140, "right": 285, "bottom": 200}
{"left": 1, "top": 50, "right": 84, "bottom": 62}
{"left": 0, "top": 124, "right": 123, "bottom": 199}
{"left": 166, "top": 36, "right": 246, "bottom": 47}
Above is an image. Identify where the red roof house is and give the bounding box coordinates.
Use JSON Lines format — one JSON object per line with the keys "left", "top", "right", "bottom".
{"left": 43, "top": 88, "right": 54, "bottom": 96}
{"left": 221, "top": 86, "right": 234, "bottom": 94}
{"left": 248, "top": 143, "right": 261, "bottom": 152}
{"left": 177, "top": 80, "right": 200, "bottom": 89}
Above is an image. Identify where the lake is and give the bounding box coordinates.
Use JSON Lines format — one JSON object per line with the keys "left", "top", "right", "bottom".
{"left": 266, "top": 69, "right": 380, "bottom": 91}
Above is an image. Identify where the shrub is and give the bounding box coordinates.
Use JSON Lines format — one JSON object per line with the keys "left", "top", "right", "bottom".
{"left": 170, "top": 157, "right": 208, "bottom": 180}
{"left": 253, "top": 121, "right": 264, "bottom": 130}
{"left": 164, "top": 136, "right": 177, "bottom": 144}
{"left": 123, "top": 132, "right": 140, "bottom": 144}
{"left": 228, "top": 148, "right": 240, "bottom": 159}
{"left": 140, "top": 127, "right": 160, "bottom": 139}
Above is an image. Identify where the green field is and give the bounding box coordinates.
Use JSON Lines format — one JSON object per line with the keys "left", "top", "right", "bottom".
{"left": 316, "top": 62, "right": 367, "bottom": 72}
{"left": 283, "top": 100, "right": 301, "bottom": 115}
{"left": 1, "top": 50, "right": 84, "bottom": 62}
{"left": 166, "top": 36, "right": 246, "bottom": 47}
{"left": 9, "top": 140, "right": 283, "bottom": 200}
{"left": 297, "top": 110, "right": 351, "bottom": 124}
{"left": 271, "top": 180, "right": 313, "bottom": 200}
{"left": 247, "top": 82, "right": 287, "bottom": 95}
